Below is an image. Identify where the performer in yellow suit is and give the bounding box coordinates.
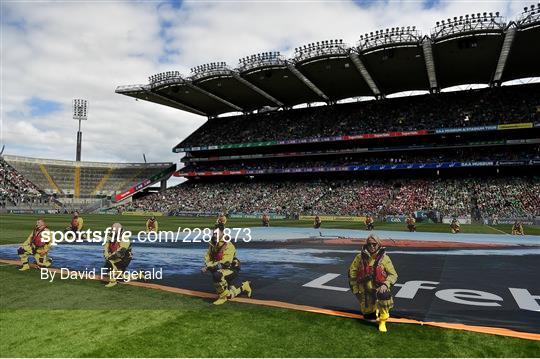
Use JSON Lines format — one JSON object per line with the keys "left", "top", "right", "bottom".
{"left": 146, "top": 216, "right": 159, "bottom": 232}
{"left": 201, "top": 229, "right": 252, "bottom": 305}
{"left": 313, "top": 215, "right": 322, "bottom": 229}
{"left": 512, "top": 221, "right": 524, "bottom": 235}
{"left": 261, "top": 213, "right": 270, "bottom": 227}
{"left": 103, "top": 223, "right": 132, "bottom": 288}
{"left": 18, "top": 218, "right": 53, "bottom": 270}
{"left": 349, "top": 234, "right": 398, "bottom": 332}
{"left": 406, "top": 214, "right": 416, "bottom": 232}
{"left": 364, "top": 215, "right": 374, "bottom": 231}
{"left": 450, "top": 218, "right": 460, "bottom": 234}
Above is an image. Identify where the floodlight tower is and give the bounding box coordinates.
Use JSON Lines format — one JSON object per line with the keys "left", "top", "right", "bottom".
{"left": 73, "top": 99, "right": 88, "bottom": 161}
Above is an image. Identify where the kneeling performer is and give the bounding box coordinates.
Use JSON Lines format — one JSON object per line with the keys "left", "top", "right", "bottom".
{"left": 450, "top": 218, "right": 460, "bottom": 234}
{"left": 349, "top": 234, "right": 398, "bottom": 332}
{"left": 18, "top": 218, "right": 53, "bottom": 271}
{"left": 261, "top": 213, "right": 270, "bottom": 227}
{"left": 201, "top": 229, "right": 252, "bottom": 305}
{"left": 103, "top": 223, "right": 132, "bottom": 288}
{"left": 406, "top": 214, "right": 416, "bottom": 232}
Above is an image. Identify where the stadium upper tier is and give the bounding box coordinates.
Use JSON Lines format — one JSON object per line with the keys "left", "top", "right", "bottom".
{"left": 174, "top": 84, "right": 539, "bottom": 151}
{"left": 2, "top": 155, "right": 175, "bottom": 198}
{"left": 116, "top": 5, "right": 540, "bottom": 116}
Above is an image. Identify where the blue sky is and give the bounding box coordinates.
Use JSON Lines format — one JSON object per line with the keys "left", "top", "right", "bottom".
{"left": 27, "top": 97, "right": 63, "bottom": 117}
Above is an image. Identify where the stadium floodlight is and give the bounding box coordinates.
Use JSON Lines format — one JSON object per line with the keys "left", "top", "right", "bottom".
{"left": 359, "top": 25, "right": 420, "bottom": 51}
{"left": 73, "top": 99, "right": 87, "bottom": 121}
{"left": 73, "top": 99, "right": 87, "bottom": 161}
{"left": 433, "top": 10, "right": 504, "bottom": 39}
{"left": 517, "top": 3, "right": 540, "bottom": 26}
{"left": 238, "top": 50, "right": 284, "bottom": 72}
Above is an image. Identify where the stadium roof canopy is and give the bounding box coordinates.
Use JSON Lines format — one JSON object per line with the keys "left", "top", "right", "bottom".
{"left": 116, "top": 5, "right": 540, "bottom": 117}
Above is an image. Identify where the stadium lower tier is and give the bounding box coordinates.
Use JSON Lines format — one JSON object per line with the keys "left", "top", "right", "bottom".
{"left": 121, "top": 176, "right": 540, "bottom": 219}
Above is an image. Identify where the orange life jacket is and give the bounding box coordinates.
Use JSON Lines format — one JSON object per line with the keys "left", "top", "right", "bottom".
{"left": 31, "top": 227, "right": 48, "bottom": 248}
{"left": 356, "top": 250, "right": 387, "bottom": 286}
{"left": 108, "top": 241, "right": 120, "bottom": 254}
{"left": 210, "top": 243, "right": 227, "bottom": 261}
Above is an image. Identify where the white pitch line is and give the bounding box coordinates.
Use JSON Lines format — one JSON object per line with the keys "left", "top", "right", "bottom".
{"left": 486, "top": 225, "right": 511, "bottom": 235}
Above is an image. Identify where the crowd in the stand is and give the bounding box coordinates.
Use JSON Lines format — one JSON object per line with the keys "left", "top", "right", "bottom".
{"left": 120, "top": 177, "right": 540, "bottom": 219}
{"left": 473, "top": 179, "right": 540, "bottom": 218}
{"left": 0, "top": 157, "right": 43, "bottom": 207}
{"left": 386, "top": 179, "right": 472, "bottom": 216}
{"left": 183, "top": 147, "right": 539, "bottom": 172}
{"left": 123, "top": 180, "right": 328, "bottom": 218}
{"left": 179, "top": 84, "right": 540, "bottom": 147}
{"left": 310, "top": 180, "right": 393, "bottom": 215}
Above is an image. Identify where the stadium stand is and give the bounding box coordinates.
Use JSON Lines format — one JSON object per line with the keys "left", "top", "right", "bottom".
{"left": 116, "top": 6, "right": 540, "bottom": 224}
{"left": 176, "top": 84, "right": 540, "bottom": 149}
{"left": 1, "top": 155, "right": 175, "bottom": 205}
{"left": 119, "top": 176, "right": 539, "bottom": 219}
{"left": 180, "top": 147, "right": 539, "bottom": 173}
{"left": 0, "top": 157, "right": 44, "bottom": 207}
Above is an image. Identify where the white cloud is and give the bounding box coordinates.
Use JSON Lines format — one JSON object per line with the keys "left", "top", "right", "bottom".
{"left": 1, "top": 0, "right": 532, "bottom": 169}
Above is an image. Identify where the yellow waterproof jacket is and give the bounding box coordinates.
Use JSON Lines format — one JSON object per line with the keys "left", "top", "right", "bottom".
{"left": 23, "top": 227, "right": 52, "bottom": 254}
{"left": 204, "top": 239, "right": 236, "bottom": 268}
{"left": 348, "top": 248, "right": 398, "bottom": 294}
{"left": 512, "top": 224, "right": 524, "bottom": 235}
{"left": 146, "top": 219, "right": 159, "bottom": 232}
{"left": 103, "top": 235, "right": 132, "bottom": 260}
{"left": 216, "top": 215, "right": 227, "bottom": 225}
